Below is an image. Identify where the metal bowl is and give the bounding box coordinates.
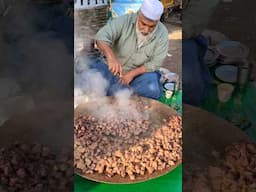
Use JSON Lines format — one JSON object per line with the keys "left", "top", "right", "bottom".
{"left": 214, "top": 64, "right": 238, "bottom": 83}
{"left": 216, "top": 41, "right": 249, "bottom": 64}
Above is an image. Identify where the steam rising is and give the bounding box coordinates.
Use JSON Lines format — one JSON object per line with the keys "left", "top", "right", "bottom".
{"left": 0, "top": 2, "right": 73, "bottom": 125}
{"left": 74, "top": 7, "right": 146, "bottom": 121}
{"left": 74, "top": 53, "right": 146, "bottom": 121}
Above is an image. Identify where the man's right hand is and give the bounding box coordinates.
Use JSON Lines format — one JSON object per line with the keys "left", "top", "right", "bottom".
{"left": 107, "top": 57, "right": 123, "bottom": 77}
{"left": 96, "top": 41, "right": 123, "bottom": 77}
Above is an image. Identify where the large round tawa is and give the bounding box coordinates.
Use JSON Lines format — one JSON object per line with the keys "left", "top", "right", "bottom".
{"left": 0, "top": 101, "right": 73, "bottom": 192}
{"left": 183, "top": 104, "right": 250, "bottom": 171}
{"left": 74, "top": 96, "right": 182, "bottom": 184}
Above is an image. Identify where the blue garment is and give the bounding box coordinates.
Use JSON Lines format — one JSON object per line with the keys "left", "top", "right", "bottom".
{"left": 89, "top": 58, "right": 163, "bottom": 100}
{"left": 182, "top": 35, "right": 211, "bottom": 106}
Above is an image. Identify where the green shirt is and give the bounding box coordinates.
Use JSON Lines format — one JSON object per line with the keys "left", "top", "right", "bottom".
{"left": 95, "top": 13, "right": 169, "bottom": 73}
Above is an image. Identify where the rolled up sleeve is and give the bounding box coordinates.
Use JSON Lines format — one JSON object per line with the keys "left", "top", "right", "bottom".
{"left": 144, "top": 33, "right": 169, "bottom": 72}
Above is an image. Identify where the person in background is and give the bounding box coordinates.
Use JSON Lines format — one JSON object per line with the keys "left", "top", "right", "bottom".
{"left": 90, "top": 0, "right": 169, "bottom": 99}
{"left": 182, "top": 0, "right": 220, "bottom": 106}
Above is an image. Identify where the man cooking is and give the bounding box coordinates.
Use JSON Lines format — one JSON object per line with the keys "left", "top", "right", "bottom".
{"left": 90, "top": 0, "right": 168, "bottom": 99}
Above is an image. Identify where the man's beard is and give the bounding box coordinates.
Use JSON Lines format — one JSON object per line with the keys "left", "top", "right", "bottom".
{"left": 136, "top": 25, "right": 150, "bottom": 42}
{"left": 141, "top": 32, "right": 149, "bottom": 36}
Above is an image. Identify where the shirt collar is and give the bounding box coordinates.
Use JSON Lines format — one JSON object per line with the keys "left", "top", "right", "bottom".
{"left": 131, "top": 12, "right": 138, "bottom": 24}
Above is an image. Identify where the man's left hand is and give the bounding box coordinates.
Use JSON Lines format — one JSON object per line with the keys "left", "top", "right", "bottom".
{"left": 120, "top": 72, "right": 135, "bottom": 85}
{"left": 120, "top": 65, "right": 147, "bottom": 85}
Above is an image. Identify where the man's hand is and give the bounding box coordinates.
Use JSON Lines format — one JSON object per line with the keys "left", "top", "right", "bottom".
{"left": 96, "top": 41, "right": 122, "bottom": 76}
{"left": 120, "top": 65, "right": 147, "bottom": 85}
{"left": 120, "top": 71, "right": 135, "bottom": 85}
{"left": 107, "top": 57, "right": 122, "bottom": 76}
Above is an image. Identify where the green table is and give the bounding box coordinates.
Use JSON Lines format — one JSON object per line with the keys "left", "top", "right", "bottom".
{"left": 75, "top": 165, "right": 182, "bottom": 192}
{"left": 160, "top": 90, "right": 182, "bottom": 114}
{"left": 203, "top": 82, "right": 256, "bottom": 141}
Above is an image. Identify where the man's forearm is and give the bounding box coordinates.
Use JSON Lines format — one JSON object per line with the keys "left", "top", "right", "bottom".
{"left": 128, "top": 65, "right": 146, "bottom": 78}
{"left": 96, "top": 40, "right": 123, "bottom": 76}
{"left": 96, "top": 40, "right": 116, "bottom": 60}
{"left": 121, "top": 65, "right": 147, "bottom": 85}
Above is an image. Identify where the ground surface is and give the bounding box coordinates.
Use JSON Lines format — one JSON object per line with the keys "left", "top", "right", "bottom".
{"left": 162, "top": 14, "right": 182, "bottom": 79}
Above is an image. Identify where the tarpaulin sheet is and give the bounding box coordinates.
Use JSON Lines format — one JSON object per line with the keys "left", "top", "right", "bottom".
{"left": 111, "top": 0, "right": 142, "bottom": 17}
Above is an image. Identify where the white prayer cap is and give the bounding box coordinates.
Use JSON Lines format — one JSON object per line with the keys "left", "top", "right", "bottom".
{"left": 140, "top": 0, "right": 164, "bottom": 21}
